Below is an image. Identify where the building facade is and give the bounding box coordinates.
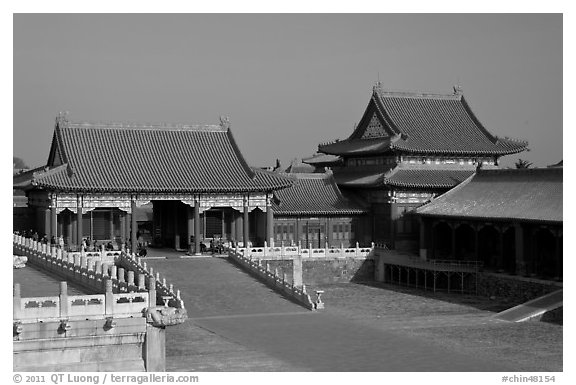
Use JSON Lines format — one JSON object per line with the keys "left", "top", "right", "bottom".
{"left": 416, "top": 167, "right": 563, "bottom": 280}
{"left": 14, "top": 114, "right": 292, "bottom": 253}
{"left": 306, "top": 84, "right": 528, "bottom": 250}
{"left": 271, "top": 171, "right": 369, "bottom": 248}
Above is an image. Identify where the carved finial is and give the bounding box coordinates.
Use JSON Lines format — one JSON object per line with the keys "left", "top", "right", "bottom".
{"left": 453, "top": 84, "right": 463, "bottom": 95}
{"left": 373, "top": 80, "right": 382, "bottom": 92}
{"left": 56, "top": 111, "right": 69, "bottom": 125}
{"left": 219, "top": 116, "right": 230, "bottom": 129}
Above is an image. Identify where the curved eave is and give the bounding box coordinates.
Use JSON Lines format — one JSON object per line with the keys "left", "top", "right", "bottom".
{"left": 32, "top": 183, "right": 292, "bottom": 194}
{"left": 383, "top": 180, "right": 462, "bottom": 189}
{"left": 274, "top": 209, "right": 367, "bottom": 216}
{"left": 417, "top": 212, "right": 562, "bottom": 225}
{"left": 318, "top": 139, "right": 393, "bottom": 157}
{"left": 390, "top": 142, "right": 528, "bottom": 156}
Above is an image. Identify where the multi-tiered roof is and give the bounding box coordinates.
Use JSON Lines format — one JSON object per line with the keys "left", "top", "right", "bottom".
{"left": 18, "top": 115, "right": 292, "bottom": 194}
{"left": 311, "top": 85, "right": 528, "bottom": 189}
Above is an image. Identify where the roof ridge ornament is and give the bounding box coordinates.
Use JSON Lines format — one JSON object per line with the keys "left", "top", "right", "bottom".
{"left": 56, "top": 111, "right": 70, "bottom": 125}
{"left": 219, "top": 116, "right": 230, "bottom": 130}
{"left": 453, "top": 84, "right": 463, "bottom": 96}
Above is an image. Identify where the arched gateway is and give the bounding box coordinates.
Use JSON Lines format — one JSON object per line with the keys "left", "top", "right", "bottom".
{"left": 14, "top": 113, "right": 293, "bottom": 254}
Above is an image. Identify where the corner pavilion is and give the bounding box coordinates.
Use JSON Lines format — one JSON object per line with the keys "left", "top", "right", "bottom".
{"left": 14, "top": 114, "right": 292, "bottom": 253}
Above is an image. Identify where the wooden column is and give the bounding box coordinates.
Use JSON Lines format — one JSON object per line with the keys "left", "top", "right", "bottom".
{"left": 131, "top": 199, "right": 137, "bottom": 254}
{"left": 295, "top": 217, "right": 300, "bottom": 247}
{"left": 474, "top": 224, "right": 480, "bottom": 261}
{"left": 266, "top": 196, "right": 274, "bottom": 246}
{"left": 174, "top": 203, "right": 180, "bottom": 250}
{"left": 44, "top": 208, "right": 51, "bottom": 240}
{"left": 221, "top": 210, "right": 226, "bottom": 239}
{"left": 76, "top": 195, "right": 83, "bottom": 249}
{"left": 51, "top": 207, "right": 57, "bottom": 240}
{"left": 430, "top": 221, "right": 436, "bottom": 259}
{"left": 514, "top": 223, "right": 526, "bottom": 276}
{"left": 120, "top": 211, "right": 126, "bottom": 245}
{"left": 243, "top": 200, "right": 249, "bottom": 247}
{"left": 498, "top": 228, "right": 505, "bottom": 271}
{"left": 194, "top": 200, "right": 200, "bottom": 255}
{"left": 57, "top": 212, "right": 63, "bottom": 241}
{"left": 109, "top": 209, "right": 115, "bottom": 241}
{"left": 389, "top": 202, "right": 397, "bottom": 249}
{"left": 230, "top": 211, "right": 237, "bottom": 243}
{"left": 125, "top": 212, "right": 131, "bottom": 245}
{"left": 67, "top": 211, "right": 73, "bottom": 247}
{"left": 450, "top": 223, "right": 456, "bottom": 259}
{"left": 326, "top": 217, "right": 332, "bottom": 248}
{"left": 419, "top": 217, "right": 427, "bottom": 260}
{"left": 187, "top": 205, "right": 193, "bottom": 250}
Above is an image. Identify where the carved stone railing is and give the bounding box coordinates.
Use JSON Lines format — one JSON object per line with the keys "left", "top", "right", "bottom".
{"left": 234, "top": 241, "right": 375, "bottom": 260}
{"left": 13, "top": 281, "right": 149, "bottom": 323}
{"left": 12, "top": 234, "right": 186, "bottom": 314}
{"left": 227, "top": 248, "right": 323, "bottom": 310}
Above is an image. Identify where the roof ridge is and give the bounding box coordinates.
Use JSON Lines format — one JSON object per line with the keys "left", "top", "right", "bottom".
{"left": 65, "top": 120, "right": 226, "bottom": 132}
{"left": 416, "top": 171, "right": 477, "bottom": 213}
{"left": 374, "top": 87, "right": 462, "bottom": 101}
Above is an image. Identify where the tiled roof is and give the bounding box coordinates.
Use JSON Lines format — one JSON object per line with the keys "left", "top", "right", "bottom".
{"left": 284, "top": 158, "right": 317, "bottom": 174}
{"left": 319, "top": 87, "right": 528, "bottom": 156}
{"left": 30, "top": 118, "right": 293, "bottom": 193}
{"left": 384, "top": 167, "right": 475, "bottom": 189}
{"left": 319, "top": 137, "right": 394, "bottom": 156}
{"left": 272, "top": 172, "right": 367, "bottom": 216}
{"left": 417, "top": 168, "right": 562, "bottom": 223}
{"left": 333, "top": 164, "right": 475, "bottom": 189}
{"left": 301, "top": 153, "right": 342, "bottom": 166}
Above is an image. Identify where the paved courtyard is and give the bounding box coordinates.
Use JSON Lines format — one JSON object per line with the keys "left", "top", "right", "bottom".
{"left": 145, "top": 255, "right": 562, "bottom": 372}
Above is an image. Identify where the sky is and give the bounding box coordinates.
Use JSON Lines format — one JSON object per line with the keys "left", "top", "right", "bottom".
{"left": 13, "top": 13, "right": 562, "bottom": 169}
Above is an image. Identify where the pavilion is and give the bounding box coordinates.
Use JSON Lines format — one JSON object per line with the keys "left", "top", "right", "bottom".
{"left": 14, "top": 113, "right": 293, "bottom": 254}
{"left": 305, "top": 84, "right": 529, "bottom": 250}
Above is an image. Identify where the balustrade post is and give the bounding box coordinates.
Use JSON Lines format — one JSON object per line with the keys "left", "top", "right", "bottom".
{"left": 102, "top": 263, "right": 109, "bottom": 278}
{"left": 118, "top": 267, "right": 125, "bottom": 283}
{"left": 59, "top": 282, "right": 69, "bottom": 318}
{"left": 127, "top": 271, "right": 135, "bottom": 289}
{"left": 110, "top": 266, "right": 117, "bottom": 282}
{"left": 138, "top": 273, "right": 146, "bottom": 290}
{"left": 105, "top": 279, "right": 114, "bottom": 315}
{"left": 95, "top": 261, "right": 102, "bottom": 278}
{"left": 148, "top": 277, "right": 157, "bottom": 307}
{"left": 13, "top": 284, "right": 22, "bottom": 320}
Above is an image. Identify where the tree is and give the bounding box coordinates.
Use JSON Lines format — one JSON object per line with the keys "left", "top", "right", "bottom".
{"left": 515, "top": 159, "right": 533, "bottom": 169}
{"left": 13, "top": 157, "right": 28, "bottom": 169}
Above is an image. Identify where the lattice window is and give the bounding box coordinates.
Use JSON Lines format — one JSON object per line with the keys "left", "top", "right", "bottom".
{"left": 361, "top": 114, "right": 388, "bottom": 139}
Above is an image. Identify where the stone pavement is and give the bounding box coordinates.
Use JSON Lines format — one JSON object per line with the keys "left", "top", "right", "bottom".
{"left": 13, "top": 263, "right": 88, "bottom": 297}
{"left": 143, "top": 256, "right": 559, "bottom": 372}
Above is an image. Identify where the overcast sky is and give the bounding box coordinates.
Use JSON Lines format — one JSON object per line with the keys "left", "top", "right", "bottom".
{"left": 13, "top": 13, "right": 562, "bottom": 169}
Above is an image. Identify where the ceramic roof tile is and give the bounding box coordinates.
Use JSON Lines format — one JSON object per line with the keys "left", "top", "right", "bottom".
{"left": 272, "top": 173, "right": 367, "bottom": 215}
{"left": 319, "top": 88, "right": 527, "bottom": 156}
{"left": 417, "top": 168, "right": 562, "bottom": 223}
{"left": 31, "top": 118, "right": 293, "bottom": 193}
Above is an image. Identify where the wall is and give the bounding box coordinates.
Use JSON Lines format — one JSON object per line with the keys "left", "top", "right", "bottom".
{"left": 14, "top": 318, "right": 148, "bottom": 372}
{"left": 262, "top": 257, "right": 375, "bottom": 286}
{"left": 477, "top": 272, "right": 562, "bottom": 305}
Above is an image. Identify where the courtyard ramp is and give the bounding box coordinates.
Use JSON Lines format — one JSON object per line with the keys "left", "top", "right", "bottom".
{"left": 493, "top": 289, "right": 563, "bottom": 322}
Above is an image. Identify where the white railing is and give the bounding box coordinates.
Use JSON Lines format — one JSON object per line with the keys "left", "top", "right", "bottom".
{"left": 227, "top": 248, "right": 323, "bottom": 310}
{"left": 234, "top": 241, "right": 375, "bottom": 260}
{"left": 13, "top": 234, "right": 185, "bottom": 310}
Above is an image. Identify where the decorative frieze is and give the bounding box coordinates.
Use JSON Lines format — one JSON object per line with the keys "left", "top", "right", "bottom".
{"left": 50, "top": 192, "right": 268, "bottom": 212}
